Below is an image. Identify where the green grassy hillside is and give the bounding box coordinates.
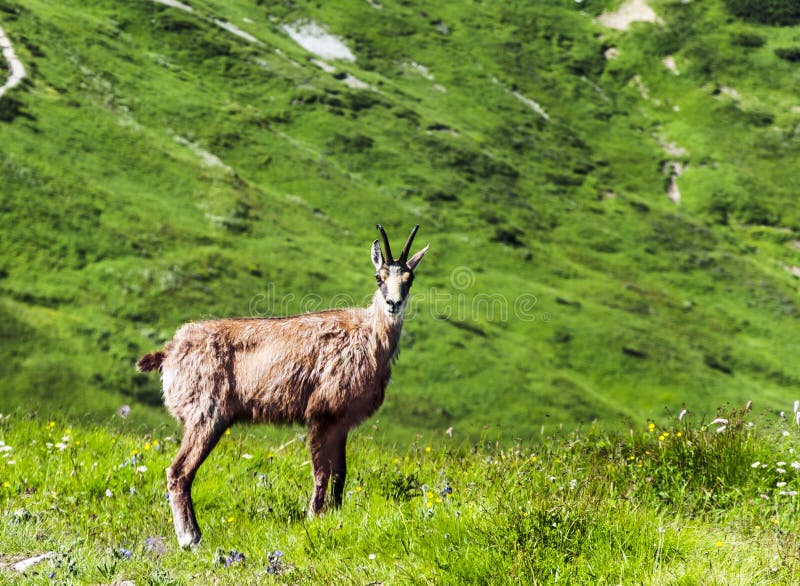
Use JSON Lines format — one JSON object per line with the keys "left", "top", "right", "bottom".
{"left": 1, "top": 0, "right": 799, "bottom": 442}
{"left": 0, "top": 407, "right": 799, "bottom": 583}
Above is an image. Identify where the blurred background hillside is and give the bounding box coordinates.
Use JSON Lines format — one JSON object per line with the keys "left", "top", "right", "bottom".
{"left": 1, "top": 0, "right": 799, "bottom": 443}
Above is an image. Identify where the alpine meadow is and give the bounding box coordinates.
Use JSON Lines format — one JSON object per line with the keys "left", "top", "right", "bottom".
{"left": 1, "top": 0, "right": 800, "bottom": 583}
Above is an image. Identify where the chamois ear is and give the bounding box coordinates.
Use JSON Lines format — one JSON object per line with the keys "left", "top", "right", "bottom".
{"left": 406, "top": 244, "right": 429, "bottom": 271}
{"left": 371, "top": 239, "right": 384, "bottom": 271}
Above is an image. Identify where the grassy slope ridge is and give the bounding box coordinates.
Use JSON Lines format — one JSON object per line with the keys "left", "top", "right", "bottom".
{"left": 0, "top": 408, "right": 799, "bottom": 583}
{"left": 0, "top": 0, "right": 798, "bottom": 441}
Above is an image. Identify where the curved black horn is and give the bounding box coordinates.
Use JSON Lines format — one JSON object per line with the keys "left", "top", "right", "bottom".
{"left": 376, "top": 224, "right": 394, "bottom": 263}
{"left": 399, "top": 224, "right": 420, "bottom": 263}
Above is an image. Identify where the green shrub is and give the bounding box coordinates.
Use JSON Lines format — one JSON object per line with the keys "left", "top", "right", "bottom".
{"left": 775, "top": 47, "right": 800, "bottom": 62}
{"left": 730, "top": 31, "right": 765, "bottom": 48}
{"left": 724, "top": 0, "right": 800, "bottom": 26}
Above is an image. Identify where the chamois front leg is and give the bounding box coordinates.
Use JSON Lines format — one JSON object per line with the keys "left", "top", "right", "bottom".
{"left": 330, "top": 429, "right": 348, "bottom": 508}
{"left": 307, "top": 421, "right": 349, "bottom": 516}
{"left": 167, "top": 417, "right": 227, "bottom": 548}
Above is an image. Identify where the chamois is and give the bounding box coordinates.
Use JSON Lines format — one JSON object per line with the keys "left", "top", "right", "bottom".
{"left": 137, "top": 225, "right": 429, "bottom": 548}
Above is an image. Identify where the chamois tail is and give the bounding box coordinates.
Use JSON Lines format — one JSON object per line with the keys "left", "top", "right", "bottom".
{"left": 137, "top": 351, "right": 165, "bottom": 373}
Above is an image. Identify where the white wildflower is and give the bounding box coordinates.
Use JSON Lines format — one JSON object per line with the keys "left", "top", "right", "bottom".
{"left": 776, "top": 482, "right": 787, "bottom": 487}
{"left": 678, "top": 409, "right": 687, "bottom": 421}
{"left": 368, "top": 553, "right": 376, "bottom": 560}
{"left": 716, "top": 425, "right": 726, "bottom": 433}
{"left": 777, "top": 468, "right": 786, "bottom": 474}
{"left": 241, "top": 453, "right": 253, "bottom": 460}
{"left": 791, "top": 462, "right": 800, "bottom": 470}
{"left": 136, "top": 465, "right": 148, "bottom": 473}
{"left": 54, "top": 443, "right": 67, "bottom": 451}
{"left": 778, "top": 461, "right": 787, "bottom": 466}
{"left": 751, "top": 461, "right": 761, "bottom": 468}
{"left": 0, "top": 445, "right": 12, "bottom": 452}
{"left": 783, "top": 431, "right": 790, "bottom": 437}
{"left": 710, "top": 418, "right": 728, "bottom": 425}
{"left": 105, "top": 489, "right": 113, "bottom": 497}
{"left": 779, "top": 490, "right": 798, "bottom": 497}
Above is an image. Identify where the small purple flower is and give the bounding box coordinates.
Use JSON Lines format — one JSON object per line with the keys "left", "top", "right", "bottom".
{"left": 49, "top": 571, "right": 55, "bottom": 579}
{"left": 117, "top": 547, "right": 133, "bottom": 559}
{"left": 265, "top": 549, "right": 285, "bottom": 575}
{"left": 224, "top": 550, "right": 245, "bottom": 566}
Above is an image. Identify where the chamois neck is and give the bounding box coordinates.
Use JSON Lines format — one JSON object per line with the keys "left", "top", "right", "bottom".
{"left": 368, "top": 290, "right": 404, "bottom": 360}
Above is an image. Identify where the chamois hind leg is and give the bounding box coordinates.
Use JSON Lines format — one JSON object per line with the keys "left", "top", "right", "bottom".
{"left": 167, "top": 417, "right": 226, "bottom": 548}
{"left": 307, "top": 421, "right": 348, "bottom": 516}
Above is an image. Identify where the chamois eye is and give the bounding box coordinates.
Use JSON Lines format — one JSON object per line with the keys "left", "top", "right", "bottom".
{"left": 375, "top": 274, "right": 381, "bottom": 285}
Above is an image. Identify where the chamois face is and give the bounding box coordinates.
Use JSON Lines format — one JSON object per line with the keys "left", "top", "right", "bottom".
{"left": 375, "top": 263, "right": 415, "bottom": 316}
{"left": 371, "top": 224, "right": 429, "bottom": 318}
